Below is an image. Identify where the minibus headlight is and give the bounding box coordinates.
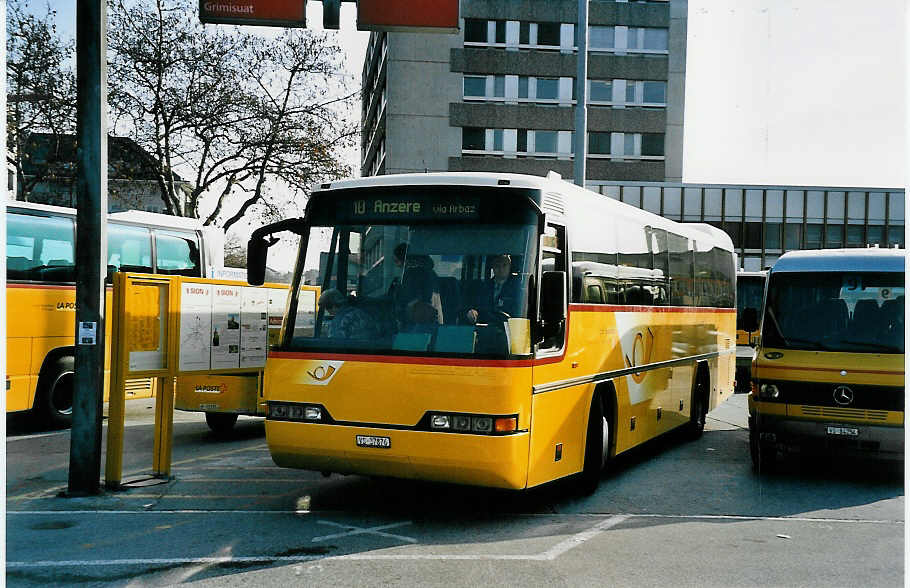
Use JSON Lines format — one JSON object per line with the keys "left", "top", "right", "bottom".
{"left": 270, "top": 403, "right": 289, "bottom": 418}
{"left": 304, "top": 406, "right": 322, "bottom": 421}
{"left": 759, "top": 383, "right": 781, "bottom": 400}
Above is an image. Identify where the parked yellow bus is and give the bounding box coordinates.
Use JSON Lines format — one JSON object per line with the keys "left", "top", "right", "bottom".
{"left": 744, "top": 248, "right": 905, "bottom": 470}
{"left": 247, "top": 172, "right": 737, "bottom": 491}
{"left": 735, "top": 270, "right": 766, "bottom": 392}
{"left": 6, "top": 201, "right": 224, "bottom": 427}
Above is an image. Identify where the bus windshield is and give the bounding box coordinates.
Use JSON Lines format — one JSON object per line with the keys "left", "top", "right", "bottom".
{"left": 762, "top": 271, "right": 904, "bottom": 353}
{"left": 285, "top": 217, "right": 539, "bottom": 359}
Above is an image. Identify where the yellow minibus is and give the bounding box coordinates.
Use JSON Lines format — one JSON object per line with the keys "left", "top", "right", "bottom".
{"left": 744, "top": 248, "right": 905, "bottom": 470}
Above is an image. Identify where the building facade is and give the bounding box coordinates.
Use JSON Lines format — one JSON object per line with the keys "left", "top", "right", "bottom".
{"left": 362, "top": 0, "right": 684, "bottom": 182}
{"left": 359, "top": 0, "right": 904, "bottom": 270}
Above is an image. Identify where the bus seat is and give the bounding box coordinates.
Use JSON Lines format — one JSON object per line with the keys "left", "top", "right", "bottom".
{"left": 433, "top": 326, "right": 476, "bottom": 353}
{"left": 7, "top": 256, "right": 31, "bottom": 273}
{"left": 46, "top": 259, "right": 73, "bottom": 267}
{"left": 392, "top": 332, "right": 432, "bottom": 352}
{"left": 882, "top": 296, "right": 905, "bottom": 329}
{"left": 852, "top": 299, "right": 883, "bottom": 328}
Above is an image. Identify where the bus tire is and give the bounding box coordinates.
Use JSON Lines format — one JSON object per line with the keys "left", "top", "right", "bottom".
{"left": 687, "top": 366, "right": 709, "bottom": 440}
{"left": 205, "top": 412, "right": 238, "bottom": 435}
{"left": 578, "top": 394, "right": 609, "bottom": 494}
{"left": 34, "top": 356, "right": 75, "bottom": 429}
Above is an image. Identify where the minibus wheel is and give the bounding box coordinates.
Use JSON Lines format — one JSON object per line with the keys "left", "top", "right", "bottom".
{"left": 205, "top": 412, "right": 238, "bottom": 435}
{"left": 35, "top": 356, "right": 75, "bottom": 429}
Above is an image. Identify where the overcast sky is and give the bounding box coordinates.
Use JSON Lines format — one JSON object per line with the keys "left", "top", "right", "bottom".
{"left": 30, "top": 0, "right": 907, "bottom": 190}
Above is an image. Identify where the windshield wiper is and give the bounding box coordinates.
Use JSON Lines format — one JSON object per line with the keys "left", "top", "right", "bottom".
{"left": 838, "top": 340, "right": 903, "bottom": 353}
{"left": 779, "top": 337, "right": 829, "bottom": 351}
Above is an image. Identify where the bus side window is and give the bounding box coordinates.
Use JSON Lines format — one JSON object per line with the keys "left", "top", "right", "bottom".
{"left": 6, "top": 213, "right": 76, "bottom": 282}
{"left": 154, "top": 229, "right": 201, "bottom": 276}
{"left": 539, "top": 223, "right": 567, "bottom": 352}
{"left": 107, "top": 223, "right": 152, "bottom": 282}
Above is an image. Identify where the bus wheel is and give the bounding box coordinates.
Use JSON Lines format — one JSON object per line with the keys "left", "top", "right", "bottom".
{"left": 578, "top": 396, "right": 609, "bottom": 494}
{"left": 35, "top": 356, "right": 75, "bottom": 429}
{"left": 205, "top": 412, "right": 238, "bottom": 435}
{"left": 687, "top": 370, "right": 709, "bottom": 440}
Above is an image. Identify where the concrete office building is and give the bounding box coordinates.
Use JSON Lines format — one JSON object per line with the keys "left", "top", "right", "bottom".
{"left": 359, "top": 0, "right": 904, "bottom": 270}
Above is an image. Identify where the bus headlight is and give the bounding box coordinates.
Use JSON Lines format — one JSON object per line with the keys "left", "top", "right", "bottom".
{"left": 471, "top": 417, "right": 493, "bottom": 433}
{"left": 430, "top": 414, "right": 451, "bottom": 429}
{"left": 759, "top": 383, "right": 781, "bottom": 400}
{"left": 304, "top": 406, "right": 322, "bottom": 421}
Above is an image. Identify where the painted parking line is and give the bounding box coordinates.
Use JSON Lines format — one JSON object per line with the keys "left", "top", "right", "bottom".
{"left": 312, "top": 520, "right": 417, "bottom": 544}
{"left": 6, "top": 513, "right": 901, "bottom": 569}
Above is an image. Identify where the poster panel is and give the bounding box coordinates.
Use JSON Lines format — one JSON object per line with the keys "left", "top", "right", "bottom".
{"left": 211, "top": 285, "right": 242, "bottom": 370}
{"left": 240, "top": 287, "right": 269, "bottom": 368}
{"left": 267, "top": 287, "right": 290, "bottom": 346}
{"left": 179, "top": 282, "right": 213, "bottom": 371}
{"left": 127, "top": 282, "right": 169, "bottom": 372}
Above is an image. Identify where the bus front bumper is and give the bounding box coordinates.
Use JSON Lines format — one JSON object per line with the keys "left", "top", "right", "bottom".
{"left": 750, "top": 410, "right": 904, "bottom": 460}
{"left": 266, "top": 420, "right": 531, "bottom": 489}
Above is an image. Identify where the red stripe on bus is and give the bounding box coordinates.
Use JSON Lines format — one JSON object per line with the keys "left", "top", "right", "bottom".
{"left": 7, "top": 283, "right": 77, "bottom": 290}
{"left": 569, "top": 304, "right": 735, "bottom": 313}
{"left": 267, "top": 351, "right": 537, "bottom": 367}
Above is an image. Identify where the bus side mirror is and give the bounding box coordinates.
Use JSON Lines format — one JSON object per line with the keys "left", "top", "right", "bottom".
{"left": 742, "top": 307, "right": 759, "bottom": 334}
{"left": 540, "top": 271, "right": 567, "bottom": 336}
{"left": 247, "top": 236, "right": 268, "bottom": 286}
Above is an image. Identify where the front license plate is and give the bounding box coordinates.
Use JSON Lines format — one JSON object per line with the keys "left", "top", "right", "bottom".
{"left": 356, "top": 435, "right": 391, "bottom": 448}
{"left": 826, "top": 426, "right": 859, "bottom": 436}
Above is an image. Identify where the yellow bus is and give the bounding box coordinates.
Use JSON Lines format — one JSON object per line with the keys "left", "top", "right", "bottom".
{"left": 6, "top": 201, "right": 224, "bottom": 428}
{"left": 744, "top": 248, "right": 905, "bottom": 470}
{"left": 247, "top": 172, "right": 737, "bottom": 491}
{"left": 735, "top": 270, "right": 766, "bottom": 392}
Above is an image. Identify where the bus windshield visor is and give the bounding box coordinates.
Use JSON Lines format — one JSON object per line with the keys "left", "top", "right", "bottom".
{"left": 762, "top": 271, "right": 904, "bottom": 353}
{"left": 284, "top": 218, "right": 539, "bottom": 359}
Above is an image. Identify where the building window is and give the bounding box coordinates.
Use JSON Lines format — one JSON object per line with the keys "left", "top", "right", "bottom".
{"left": 492, "top": 129, "right": 504, "bottom": 151}
{"left": 519, "top": 22, "right": 530, "bottom": 45}
{"left": 493, "top": 75, "right": 505, "bottom": 97}
{"left": 495, "top": 20, "right": 506, "bottom": 44}
{"left": 805, "top": 224, "right": 824, "bottom": 248}
{"left": 536, "top": 78, "right": 559, "bottom": 100}
{"left": 629, "top": 27, "right": 669, "bottom": 52}
{"left": 517, "top": 129, "right": 528, "bottom": 152}
{"left": 590, "top": 26, "right": 615, "bottom": 50}
{"left": 534, "top": 130, "right": 558, "bottom": 154}
{"left": 641, "top": 133, "right": 664, "bottom": 156}
{"left": 537, "top": 22, "right": 561, "bottom": 46}
{"left": 642, "top": 81, "right": 667, "bottom": 104}
{"left": 589, "top": 132, "right": 611, "bottom": 155}
{"left": 464, "top": 75, "right": 486, "bottom": 97}
{"left": 518, "top": 77, "right": 529, "bottom": 99}
{"left": 590, "top": 80, "right": 612, "bottom": 102}
{"left": 464, "top": 18, "right": 486, "bottom": 42}
{"left": 462, "top": 127, "right": 485, "bottom": 150}
{"left": 784, "top": 223, "right": 801, "bottom": 250}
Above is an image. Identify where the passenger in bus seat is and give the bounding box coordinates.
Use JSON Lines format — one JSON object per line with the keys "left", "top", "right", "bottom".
{"left": 318, "top": 288, "right": 377, "bottom": 339}
{"left": 461, "top": 254, "right": 522, "bottom": 324}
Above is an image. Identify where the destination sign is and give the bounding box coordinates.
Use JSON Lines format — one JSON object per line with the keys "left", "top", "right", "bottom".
{"left": 342, "top": 196, "right": 480, "bottom": 221}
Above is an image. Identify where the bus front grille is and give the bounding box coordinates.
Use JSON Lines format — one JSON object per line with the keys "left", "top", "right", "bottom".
{"left": 799, "top": 406, "right": 889, "bottom": 421}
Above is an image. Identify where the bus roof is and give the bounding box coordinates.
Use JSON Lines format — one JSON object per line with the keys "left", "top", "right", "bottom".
{"left": 8, "top": 200, "right": 205, "bottom": 231}
{"left": 771, "top": 248, "right": 906, "bottom": 273}
{"left": 315, "top": 172, "right": 735, "bottom": 253}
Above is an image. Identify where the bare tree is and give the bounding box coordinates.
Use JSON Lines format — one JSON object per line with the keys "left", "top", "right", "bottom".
{"left": 107, "top": 0, "right": 357, "bottom": 231}
{"left": 6, "top": 0, "right": 76, "bottom": 198}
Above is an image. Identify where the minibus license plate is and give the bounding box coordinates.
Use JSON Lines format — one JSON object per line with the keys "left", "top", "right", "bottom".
{"left": 356, "top": 435, "right": 391, "bottom": 448}
{"left": 826, "top": 426, "right": 859, "bottom": 436}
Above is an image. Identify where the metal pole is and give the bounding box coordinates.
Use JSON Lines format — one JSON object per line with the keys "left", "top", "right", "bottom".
{"left": 573, "top": 0, "right": 589, "bottom": 187}
{"left": 68, "top": 0, "right": 108, "bottom": 496}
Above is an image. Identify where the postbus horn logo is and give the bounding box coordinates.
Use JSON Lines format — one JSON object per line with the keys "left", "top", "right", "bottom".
{"left": 307, "top": 365, "right": 336, "bottom": 382}
{"left": 625, "top": 328, "right": 655, "bottom": 384}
